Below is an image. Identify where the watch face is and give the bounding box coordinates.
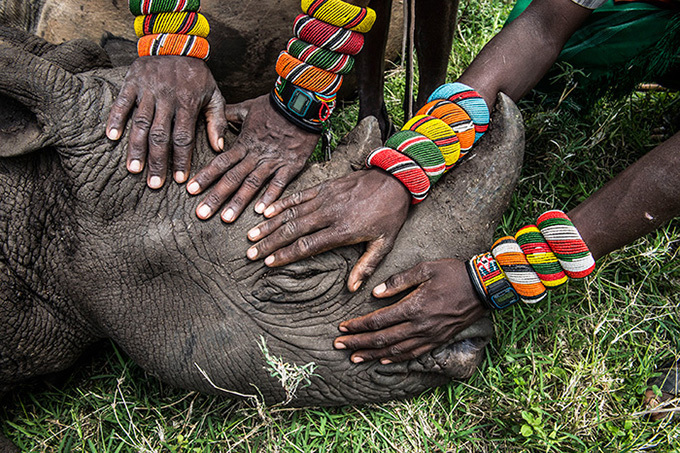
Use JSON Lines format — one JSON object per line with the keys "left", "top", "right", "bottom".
{"left": 289, "top": 90, "right": 312, "bottom": 116}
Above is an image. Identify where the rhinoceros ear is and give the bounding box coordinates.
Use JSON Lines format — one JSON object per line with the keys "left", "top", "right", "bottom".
{"left": 0, "top": 40, "right": 83, "bottom": 157}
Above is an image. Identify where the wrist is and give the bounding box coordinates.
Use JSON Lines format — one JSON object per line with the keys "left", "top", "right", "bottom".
{"left": 366, "top": 168, "right": 411, "bottom": 207}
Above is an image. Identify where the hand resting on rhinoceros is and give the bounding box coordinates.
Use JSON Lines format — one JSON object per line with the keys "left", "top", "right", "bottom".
{"left": 0, "top": 29, "right": 524, "bottom": 409}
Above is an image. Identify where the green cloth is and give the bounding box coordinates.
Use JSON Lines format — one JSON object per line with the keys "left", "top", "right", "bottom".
{"left": 505, "top": 0, "right": 680, "bottom": 102}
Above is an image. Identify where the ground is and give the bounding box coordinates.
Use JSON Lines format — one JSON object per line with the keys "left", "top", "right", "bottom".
{"left": 1, "top": 0, "right": 679, "bottom": 450}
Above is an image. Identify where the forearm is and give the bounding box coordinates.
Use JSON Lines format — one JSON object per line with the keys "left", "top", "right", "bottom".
{"left": 569, "top": 132, "right": 680, "bottom": 260}
{"left": 457, "top": 0, "right": 592, "bottom": 108}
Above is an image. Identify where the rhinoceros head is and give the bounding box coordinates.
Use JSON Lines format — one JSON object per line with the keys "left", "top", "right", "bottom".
{"left": 0, "top": 28, "right": 524, "bottom": 406}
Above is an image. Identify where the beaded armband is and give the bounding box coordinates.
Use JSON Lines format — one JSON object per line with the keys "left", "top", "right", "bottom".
{"left": 428, "top": 83, "right": 490, "bottom": 143}
{"left": 385, "top": 131, "right": 446, "bottom": 184}
{"left": 403, "top": 115, "right": 461, "bottom": 170}
{"left": 134, "top": 12, "right": 209, "bottom": 38}
{"left": 270, "top": 77, "right": 335, "bottom": 133}
{"left": 293, "top": 14, "right": 365, "bottom": 55}
{"left": 536, "top": 210, "right": 595, "bottom": 279}
{"left": 468, "top": 252, "right": 521, "bottom": 310}
{"left": 287, "top": 38, "right": 355, "bottom": 75}
{"left": 417, "top": 100, "right": 475, "bottom": 156}
{"left": 130, "top": 0, "right": 201, "bottom": 15}
{"left": 365, "top": 147, "right": 431, "bottom": 204}
{"left": 138, "top": 33, "right": 210, "bottom": 59}
{"left": 276, "top": 51, "right": 343, "bottom": 96}
{"left": 302, "top": 0, "right": 376, "bottom": 33}
{"left": 491, "top": 236, "right": 547, "bottom": 303}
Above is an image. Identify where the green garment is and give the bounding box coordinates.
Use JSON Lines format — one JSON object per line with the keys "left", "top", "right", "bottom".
{"left": 505, "top": 0, "right": 680, "bottom": 101}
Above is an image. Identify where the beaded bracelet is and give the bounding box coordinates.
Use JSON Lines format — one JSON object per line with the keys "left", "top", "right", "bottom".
{"left": 293, "top": 14, "right": 365, "bottom": 55}
{"left": 428, "top": 83, "right": 490, "bottom": 143}
{"left": 402, "top": 115, "right": 461, "bottom": 169}
{"left": 417, "top": 100, "right": 475, "bottom": 155}
{"left": 134, "top": 12, "right": 209, "bottom": 38}
{"left": 366, "top": 147, "right": 431, "bottom": 204}
{"left": 384, "top": 131, "right": 446, "bottom": 184}
{"left": 138, "top": 33, "right": 210, "bottom": 59}
{"left": 287, "top": 38, "right": 355, "bottom": 75}
{"left": 302, "top": 0, "right": 376, "bottom": 33}
{"left": 130, "top": 0, "right": 201, "bottom": 15}
{"left": 270, "top": 76, "right": 335, "bottom": 133}
{"left": 466, "top": 209, "right": 595, "bottom": 310}
{"left": 276, "top": 51, "right": 344, "bottom": 96}
{"left": 467, "top": 252, "right": 521, "bottom": 310}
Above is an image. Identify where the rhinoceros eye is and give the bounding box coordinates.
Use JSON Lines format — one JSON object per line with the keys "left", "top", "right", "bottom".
{"left": 251, "top": 253, "right": 349, "bottom": 304}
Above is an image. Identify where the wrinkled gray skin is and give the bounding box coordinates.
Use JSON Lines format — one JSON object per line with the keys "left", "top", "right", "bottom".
{"left": 0, "top": 28, "right": 524, "bottom": 414}
{"left": 0, "top": 0, "right": 404, "bottom": 102}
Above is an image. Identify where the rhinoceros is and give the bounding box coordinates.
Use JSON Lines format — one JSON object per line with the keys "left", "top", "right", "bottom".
{"left": 0, "top": 0, "right": 405, "bottom": 103}
{"left": 0, "top": 26, "right": 524, "bottom": 444}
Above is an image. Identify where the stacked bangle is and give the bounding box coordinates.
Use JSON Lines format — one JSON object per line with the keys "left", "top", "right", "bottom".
{"left": 271, "top": 1, "right": 375, "bottom": 133}
{"left": 130, "top": 0, "right": 210, "bottom": 59}
{"left": 467, "top": 210, "right": 595, "bottom": 310}
{"left": 365, "top": 147, "right": 431, "bottom": 204}
{"left": 363, "top": 81, "right": 489, "bottom": 204}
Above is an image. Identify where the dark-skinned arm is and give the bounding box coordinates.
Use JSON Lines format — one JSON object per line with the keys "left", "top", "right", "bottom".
{"left": 187, "top": 0, "right": 372, "bottom": 223}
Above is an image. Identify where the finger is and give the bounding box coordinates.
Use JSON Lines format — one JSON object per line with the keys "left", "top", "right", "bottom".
{"left": 264, "top": 227, "right": 355, "bottom": 267}
{"left": 254, "top": 167, "right": 298, "bottom": 214}
{"left": 220, "top": 164, "right": 276, "bottom": 223}
{"left": 261, "top": 185, "right": 321, "bottom": 218}
{"left": 247, "top": 207, "right": 326, "bottom": 261}
{"left": 205, "top": 89, "right": 228, "bottom": 152}
{"left": 106, "top": 82, "right": 137, "bottom": 141}
{"left": 146, "top": 100, "right": 174, "bottom": 189}
{"left": 365, "top": 341, "right": 434, "bottom": 365}
{"left": 223, "top": 99, "right": 254, "bottom": 124}
{"left": 195, "top": 158, "right": 254, "bottom": 220}
{"left": 126, "top": 95, "right": 156, "bottom": 174}
{"left": 171, "top": 106, "right": 199, "bottom": 183}
{"left": 334, "top": 324, "right": 419, "bottom": 361}
{"left": 371, "top": 262, "right": 432, "bottom": 299}
{"left": 347, "top": 237, "right": 396, "bottom": 293}
{"left": 248, "top": 195, "right": 322, "bottom": 242}
{"left": 338, "top": 293, "right": 419, "bottom": 334}
{"left": 187, "top": 142, "right": 246, "bottom": 196}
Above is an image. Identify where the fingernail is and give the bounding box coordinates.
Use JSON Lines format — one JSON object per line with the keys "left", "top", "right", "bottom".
{"left": 197, "top": 205, "right": 211, "bottom": 219}
{"left": 174, "top": 171, "right": 186, "bottom": 183}
{"left": 381, "top": 359, "right": 392, "bottom": 365}
{"left": 352, "top": 356, "right": 364, "bottom": 364}
{"left": 149, "top": 176, "right": 162, "bottom": 189}
{"left": 222, "top": 208, "right": 235, "bottom": 222}
{"left": 255, "top": 203, "right": 266, "bottom": 214}
{"left": 265, "top": 256, "right": 275, "bottom": 266}
{"left": 334, "top": 341, "right": 346, "bottom": 350}
{"left": 339, "top": 325, "right": 348, "bottom": 333}
{"left": 107, "top": 128, "right": 120, "bottom": 140}
{"left": 373, "top": 283, "right": 386, "bottom": 295}
{"left": 248, "top": 228, "right": 260, "bottom": 240}
{"left": 264, "top": 206, "right": 275, "bottom": 217}
{"left": 218, "top": 137, "right": 224, "bottom": 151}
{"left": 247, "top": 247, "right": 258, "bottom": 260}
{"left": 128, "top": 160, "right": 142, "bottom": 173}
{"left": 352, "top": 280, "right": 363, "bottom": 292}
{"left": 187, "top": 181, "right": 200, "bottom": 195}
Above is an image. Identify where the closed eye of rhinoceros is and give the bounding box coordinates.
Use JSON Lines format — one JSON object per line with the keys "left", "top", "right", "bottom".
{"left": 0, "top": 27, "right": 524, "bottom": 411}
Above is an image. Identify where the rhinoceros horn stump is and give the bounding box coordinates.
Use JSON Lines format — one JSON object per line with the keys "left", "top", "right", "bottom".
{"left": 0, "top": 30, "right": 524, "bottom": 409}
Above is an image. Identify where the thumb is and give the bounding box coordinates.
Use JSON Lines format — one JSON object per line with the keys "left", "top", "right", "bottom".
{"left": 347, "top": 237, "right": 395, "bottom": 292}
{"left": 205, "top": 90, "right": 228, "bottom": 152}
{"left": 223, "top": 99, "right": 254, "bottom": 123}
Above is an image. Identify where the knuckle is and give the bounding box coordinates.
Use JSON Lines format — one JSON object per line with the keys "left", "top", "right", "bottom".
{"left": 364, "top": 315, "right": 383, "bottom": 331}
{"left": 173, "top": 130, "right": 194, "bottom": 148}
{"left": 388, "top": 345, "right": 403, "bottom": 356}
{"left": 280, "top": 222, "right": 299, "bottom": 240}
{"left": 132, "top": 115, "right": 152, "bottom": 130}
{"left": 294, "top": 236, "right": 314, "bottom": 255}
{"left": 372, "top": 334, "right": 388, "bottom": 348}
{"left": 243, "top": 173, "right": 263, "bottom": 190}
{"left": 149, "top": 129, "right": 171, "bottom": 147}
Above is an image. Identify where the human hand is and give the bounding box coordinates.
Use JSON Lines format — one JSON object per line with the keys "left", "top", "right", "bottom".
{"left": 106, "top": 56, "right": 227, "bottom": 188}
{"left": 187, "top": 94, "right": 320, "bottom": 223}
{"left": 334, "top": 259, "right": 487, "bottom": 364}
{"left": 246, "top": 169, "right": 411, "bottom": 291}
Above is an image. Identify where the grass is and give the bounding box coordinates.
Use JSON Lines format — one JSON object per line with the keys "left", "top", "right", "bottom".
{"left": 2, "top": 0, "right": 680, "bottom": 450}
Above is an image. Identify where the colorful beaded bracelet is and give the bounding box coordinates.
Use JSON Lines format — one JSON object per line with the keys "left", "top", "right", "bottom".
{"left": 366, "top": 147, "right": 431, "bottom": 204}
{"left": 270, "top": 76, "right": 335, "bottom": 133}
{"left": 134, "top": 12, "right": 209, "bottom": 38}
{"left": 276, "top": 51, "right": 343, "bottom": 96}
{"left": 287, "top": 38, "right": 355, "bottom": 75}
{"left": 467, "top": 252, "right": 521, "bottom": 310}
{"left": 491, "top": 236, "right": 547, "bottom": 304}
{"left": 536, "top": 210, "right": 595, "bottom": 279}
{"left": 293, "top": 14, "right": 365, "bottom": 55}
{"left": 417, "top": 99, "right": 475, "bottom": 155}
{"left": 384, "top": 131, "right": 446, "bottom": 184}
{"left": 428, "top": 82, "right": 489, "bottom": 143}
{"left": 137, "top": 33, "right": 210, "bottom": 59}
{"left": 302, "top": 0, "right": 376, "bottom": 33}
{"left": 130, "top": 0, "right": 201, "bottom": 16}
{"left": 515, "top": 225, "right": 568, "bottom": 288}
{"left": 403, "top": 115, "right": 461, "bottom": 169}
